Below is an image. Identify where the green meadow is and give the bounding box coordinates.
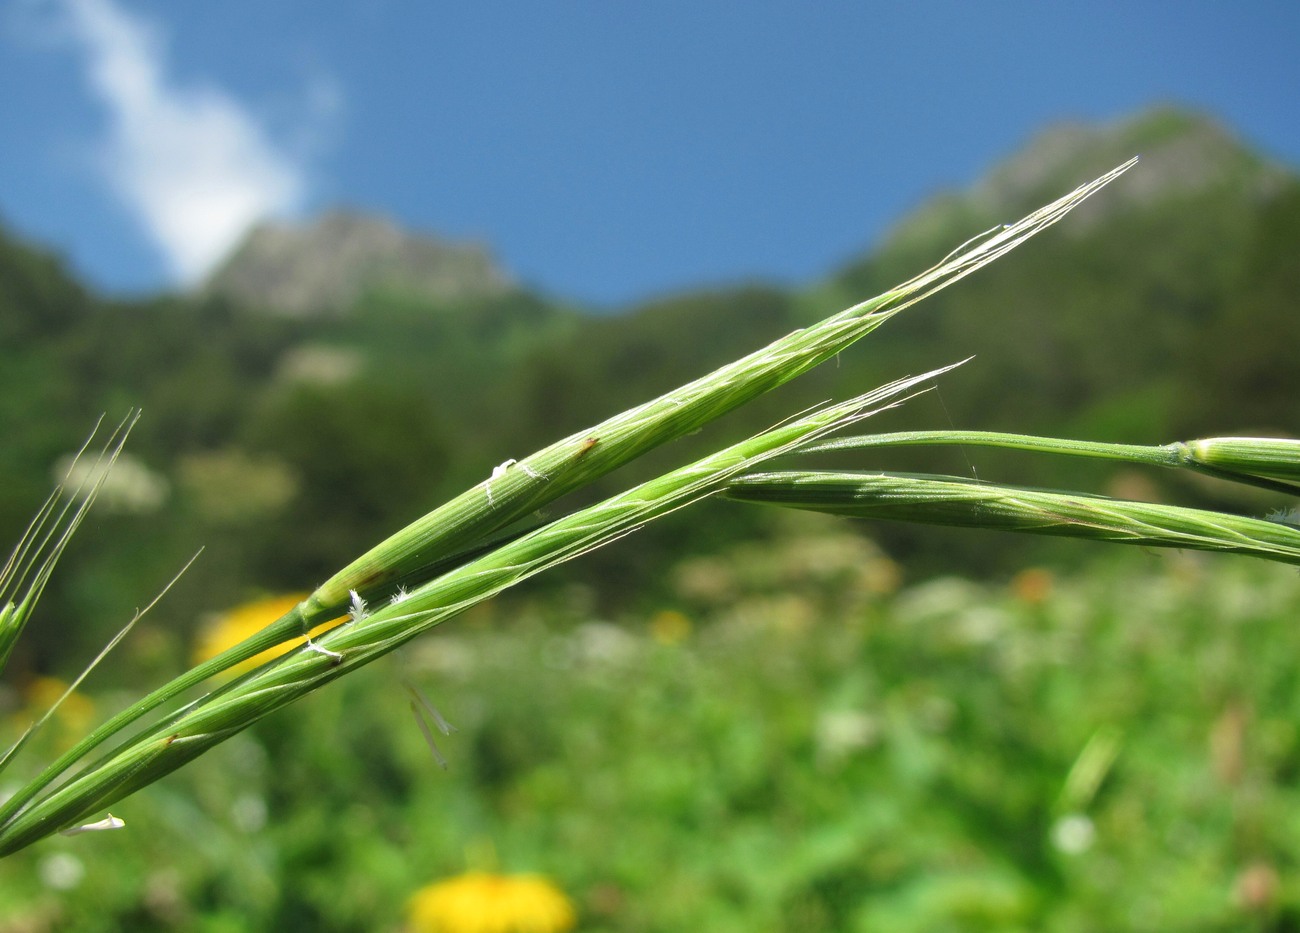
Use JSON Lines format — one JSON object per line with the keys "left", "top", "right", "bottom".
{"left": 3, "top": 529, "right": 1297, "bottom": 931}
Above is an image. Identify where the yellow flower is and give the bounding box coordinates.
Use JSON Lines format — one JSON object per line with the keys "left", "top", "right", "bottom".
{"left": 192, "top": 593, "right": 340, "bottom": 677}
{"left": 10, "top": 676, "right": 96, "bottom": 744}
{"left": 648, "top": 609, "right": 691, "bottom": 646}
{"left": 407, "top": 871, "right": 576, "bottom": 933}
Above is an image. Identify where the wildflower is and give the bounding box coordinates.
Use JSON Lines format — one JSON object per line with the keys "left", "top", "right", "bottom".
{"left": 9, "top": 677, "right": 96, "bottom": 749}
{"left": 815, "top": 709, "right": 881, "bottom": 767}
{"left": 52, "top": 450, "right": 168, "bottom": 514}
{"left": 406, "top": 871, "right": 576, "bottom": 933}
{"left": 860, "top": 554, "right": 902, "bottom": 595}
{"left": 19, "top": 677, "right": 96, "bottom": 735}
{"left": 1050, "top": 813, "right": 1095, "bottom": 855}
{"left": 1235, "top": 861, "right": 1279, "bottom": 913}
{"left": 570, "top": 622, "right": 638, "bottom": 666}
{"left": 1010, "top": 567, "right": 1053, "bottom": 605}
{"left": 38, "top": 852, "right": 85, "bottom": 890}
{"left": 192, "top": 593, "right": 340, "bottom": 677}
{"left": 648, "top": 609, "right": 691, "bottom": 646}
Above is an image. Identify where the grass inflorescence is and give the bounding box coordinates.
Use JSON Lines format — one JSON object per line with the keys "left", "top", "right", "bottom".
{"left": 11, "top": 157, "right": 1294, "bottom": 857}
{"left": 725, "top": 471, "right": 1300, "bottom": 565}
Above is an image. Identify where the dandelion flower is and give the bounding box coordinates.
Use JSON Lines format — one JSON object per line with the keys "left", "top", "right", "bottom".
{"left": 406, "top": 871, "right": 576, "bottom": 933}
{"left": 192, "top": 593, "right": 340, "bottom": 677}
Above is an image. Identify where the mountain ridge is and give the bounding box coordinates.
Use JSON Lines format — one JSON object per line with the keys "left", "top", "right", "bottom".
{"left": 200, "top": 207, "right": 516, "bottom": 316}
{"left": 856, "top": 105, "right": 1293, "bottom": 274}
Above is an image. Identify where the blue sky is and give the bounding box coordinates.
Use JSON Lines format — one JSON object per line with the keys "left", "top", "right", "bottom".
{"left": 2, "top": 1, "right": 1298, "bottom": 308}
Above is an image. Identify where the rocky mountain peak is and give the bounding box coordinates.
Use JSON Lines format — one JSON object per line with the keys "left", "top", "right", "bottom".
{"left": 201, "top": 208, "right": 514, "bottom": 316}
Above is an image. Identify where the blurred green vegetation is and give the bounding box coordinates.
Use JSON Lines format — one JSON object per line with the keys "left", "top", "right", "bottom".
{"left": 4, "top": 142, "right": 1298, "bottom": 671}
{"left": 1, "top": 524, "right": 1297, "bottom": 931}
{"left": 1, "top": 107, "right": 1298, "bottom": 926}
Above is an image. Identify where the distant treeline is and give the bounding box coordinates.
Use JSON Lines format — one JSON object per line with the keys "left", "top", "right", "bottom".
{"left": 3, "top": 131, "right": 1298, "bottom": 673}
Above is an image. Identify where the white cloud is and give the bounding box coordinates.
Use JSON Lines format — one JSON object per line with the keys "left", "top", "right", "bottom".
{"left": 54, "top": 0, "right": 318, "bottom": 284}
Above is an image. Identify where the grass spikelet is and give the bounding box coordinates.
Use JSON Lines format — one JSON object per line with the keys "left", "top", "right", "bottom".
{"left": 1178, "top": 437, "right": 1300, "bottom": 488}
{"left": 725, "top": 471, "right": 1300, "bottom": 566}
{"left": 303, "top": 159, "right": 1137, "bottom": 616}
{"left": 0, "top": 413, "right": 137, "bottom": 674}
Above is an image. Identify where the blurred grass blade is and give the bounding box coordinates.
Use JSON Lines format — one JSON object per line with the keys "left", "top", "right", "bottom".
{"left": 802, "top": 430, "right": 1300, "bottom": 497}
{"left": 725, "top": 471, "right": 1300, "bottom": 566}
{"left": 1057, "top": 725, "right": 1123, "bottom": 815}
{"left": 0, "top": 368, "right": 953, "bottom": 852}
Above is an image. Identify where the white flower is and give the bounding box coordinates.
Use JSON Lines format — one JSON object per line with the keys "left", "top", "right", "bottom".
{"left": 39, "top": 853, "right": 85, "bottom": 891}
{"left": 1051, "top": 813, "right": 1096, "bottom": 855}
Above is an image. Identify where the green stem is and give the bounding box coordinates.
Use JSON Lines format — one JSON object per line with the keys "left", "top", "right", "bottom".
{"left": 802, "top": 431, "right": 1300, "bottom": 497}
